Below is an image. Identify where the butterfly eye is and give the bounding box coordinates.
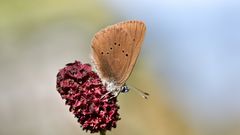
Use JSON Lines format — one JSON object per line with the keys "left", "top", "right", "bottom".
{"left": 125, "top": 54, "right": 128, "bottom": 57}
{"left": 110, "top": 48, "right": 112, "bottom": 50}
{"left": 114, "top": 42, "right": 117, "bottom": 45}
{"left": 101, "top": 52, "right": 104, "bottom": 54}
{"left": 118, "top": 44, "right": 120, "bottom": 46}
{"left": 121, "top": 85, "right": 129, "bottom": 93}
{"left": 122, "top": 50, "right": 124, "bottom": 53}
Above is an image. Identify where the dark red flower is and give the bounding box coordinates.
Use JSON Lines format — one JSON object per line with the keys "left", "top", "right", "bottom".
{"left": 56, "top": 61, "right": 120, "bottom": 133}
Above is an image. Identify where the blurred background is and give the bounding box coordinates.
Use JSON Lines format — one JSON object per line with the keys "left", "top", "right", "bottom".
{"left": 1, "top": 0, "right": 240, "bottom": 135}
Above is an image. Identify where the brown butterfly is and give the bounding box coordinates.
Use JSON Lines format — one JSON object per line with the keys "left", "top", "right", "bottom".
{"left": 91, "top": 20, "right": 149, "bottom": 99}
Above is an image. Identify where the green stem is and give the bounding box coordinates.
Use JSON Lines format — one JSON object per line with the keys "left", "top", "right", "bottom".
{"left": 100, "top": 130, "right": 106, "bottom": 135}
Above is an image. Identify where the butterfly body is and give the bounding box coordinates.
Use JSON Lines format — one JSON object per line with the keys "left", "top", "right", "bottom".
{"left": 91, "top": 20, "right": 146, "bottom": 98}
{"left": 103, "top": 81, "right": 129, "bottom": 97}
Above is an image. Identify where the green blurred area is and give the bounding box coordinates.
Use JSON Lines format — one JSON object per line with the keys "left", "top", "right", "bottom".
{"left": 0, "top": 1, "right": 195, "bottom": 135}
{"left": 0, "top": 0, "right": 113, "bottom": 48}
{"left": 0, "top": 0, "right": 111, "bottom": 29}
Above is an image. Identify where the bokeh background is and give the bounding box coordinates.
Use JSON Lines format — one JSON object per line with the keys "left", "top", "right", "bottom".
{"left": 1, "top": 0, "right": 240, "bottom": 135}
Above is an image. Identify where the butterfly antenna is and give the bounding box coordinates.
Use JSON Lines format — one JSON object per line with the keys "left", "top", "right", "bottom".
{"left": 128, "top": 85, "right": 149, "bottom": 99}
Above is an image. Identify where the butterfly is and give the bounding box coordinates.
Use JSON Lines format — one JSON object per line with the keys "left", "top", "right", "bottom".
{"left": 91, "top": 20, "right": 149, "bottom": 99}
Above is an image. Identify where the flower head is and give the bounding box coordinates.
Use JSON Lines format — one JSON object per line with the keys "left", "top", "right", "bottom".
{"left": 56, "top": 61, "right": 120, "bottom": 133}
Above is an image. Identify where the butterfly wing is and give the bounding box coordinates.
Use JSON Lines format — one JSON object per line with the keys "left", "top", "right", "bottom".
{"left": 91, "top": 25, "right": 134, "bottom": 85}
{"left": 91, "top": 20, "right": 146, "bottom": 86}
{"left": 116, "top": 21, "right": 146, "bottom": 84}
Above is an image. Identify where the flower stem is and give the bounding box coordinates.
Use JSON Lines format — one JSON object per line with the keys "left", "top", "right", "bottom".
{"left": 100, "top": 130, "right": 106, "bottom": 135}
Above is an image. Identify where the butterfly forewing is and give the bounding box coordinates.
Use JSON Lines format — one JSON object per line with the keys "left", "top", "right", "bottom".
{"left": 116, "top": 21, "right": 146, "bottom": 84}
{"left": 91, "top": 26, "right": 133, "bottom": 85}
{"left": 91, "top": 20, "right": 146, "bottom": 86}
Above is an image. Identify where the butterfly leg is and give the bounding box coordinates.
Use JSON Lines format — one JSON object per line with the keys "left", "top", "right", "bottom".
{"left": 108, "top": 90, "right": 120, "bottom": 100}
{"left": 100, "top": 91, "right": 112, "bottom": 99}
{"left": 101, "top": 89, "right": 121, "bottom": 100}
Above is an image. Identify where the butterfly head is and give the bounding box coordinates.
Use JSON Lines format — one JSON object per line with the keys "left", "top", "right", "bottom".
{"left": 120, "top": 84, "right": 129, "bottom": 93}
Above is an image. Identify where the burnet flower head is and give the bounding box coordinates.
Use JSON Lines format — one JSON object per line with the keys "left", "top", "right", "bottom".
{"left": 56, "top": 61, "right": 120, "bottom": 133}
